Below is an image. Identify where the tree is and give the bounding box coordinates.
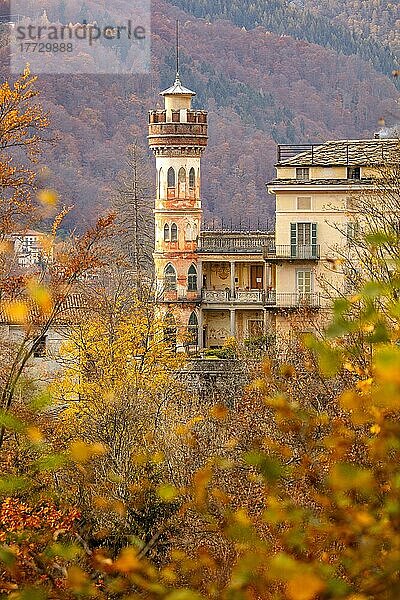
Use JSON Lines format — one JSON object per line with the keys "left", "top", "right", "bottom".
{"left": 112, "top": 141, "right": 154, "bottom": 290}
{"left": 51, "top": 276, "right": 185, "bottom": 560}
{"left": 0, "top": 70, "right": 115, "bottom": 447}
{"left": 0, "top": 66, "right": 48, "bottom": 241}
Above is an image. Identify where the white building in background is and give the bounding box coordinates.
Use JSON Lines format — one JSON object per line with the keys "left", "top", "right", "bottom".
{"left": 10, "top": 230, "right": 50, "bottom": 268}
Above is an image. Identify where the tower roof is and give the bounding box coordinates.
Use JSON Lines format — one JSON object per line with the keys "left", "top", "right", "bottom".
{"left": 160, "top": 73, "right": 196, "bottom": 97}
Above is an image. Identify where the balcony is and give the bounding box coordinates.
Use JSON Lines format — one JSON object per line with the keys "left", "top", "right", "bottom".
{"left": 198, "top": 233, "right": 272, "bottom": 255}
{"left": 264, "top": 245, "right": 320, "bottom": 261}
{"left": 202, "top": 289, "right": 264, "bottom": 304}
{"left": 265, "top": 292, "right": 321, "bottom": 309}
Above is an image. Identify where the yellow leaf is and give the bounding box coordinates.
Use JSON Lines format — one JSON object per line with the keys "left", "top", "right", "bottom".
{"left": 69, "top": 441, "right": 106, "bottom": 463}
{"left": 113, "top": 548, "right": 140, "bottom": 573}
{"left": 210, "top": 403, "right": 228, "bottom": 420}
{"left": 37, "top": 189, "right": 59, "bottom": 207}
{"left": 3, "top": 301, "right": 29, "bottom": 324}
{"left": 356, "top": 378, "right": 373, "bottom": 394}
{"left": 152, "top": 451, "right": 164, "bottom": 464}
{"left": 157, "top": 483, "right": 179, "bottom": 502}
{"left": 354, "top": 512, "right": 374, "bottom": 527}
{"left": 370, "top": 424, "right": 381, "bottom": 435}
{"left": 286, "top": 573, "right": 325, "bottom": 600}
{"left": 339, "top": 390, "right": 360, "bottom": 411}
{"left": 26, "top": 426, "right": 44, "bottom": 444}
{"left": 234, "top": 508, "right": 251, "bottom": 526}
{"left": 27, "top": 280, "right": 53, "bottom": 313}
{"left": 67, "top": 566, "right": 90, "bottom": 593}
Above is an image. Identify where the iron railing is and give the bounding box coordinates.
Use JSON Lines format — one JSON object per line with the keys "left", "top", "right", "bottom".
{"left": 265, "top": 292, "right": 321, "bottom": 308}
{"left": 198, "top": 234, "right": 272, "bottom": 254}
{"left": 202, "top": 290, "right": 264, "bottom": 303}
{"left": 264, "top": 245, "right": 320, "bottom": 260}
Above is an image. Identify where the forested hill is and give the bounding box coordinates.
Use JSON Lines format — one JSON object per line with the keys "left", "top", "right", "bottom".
{"left": 168, "top": 0, "right": 399, "bottom": 85}
{"left": 303, "top": 0, "right": 400, "bottom": 55}
{"left": 1, "top": 0, "right": 399, "bottom": 230}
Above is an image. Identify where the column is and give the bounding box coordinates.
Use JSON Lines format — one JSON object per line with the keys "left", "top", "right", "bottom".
{"left": 230, "top": 260, "right": 235, "bottom": 299}
{"left": 264, "top": 261, "right": 269, "bottom": 291}
{"left": 230, "top": 309, "right": 236, "bottom": 337}
{"left": 198, "top": 308, "right": 204, "bottom": 350}
{"left": 263, "top": 261, "right": 268, "bottom": 302}
{"left": 197, "top": 260, "right": 203, "bottom": 297}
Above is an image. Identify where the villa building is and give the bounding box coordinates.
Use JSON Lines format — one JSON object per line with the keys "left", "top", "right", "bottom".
{"left": 149, "top": 70, "right": 398, "bottom": 350}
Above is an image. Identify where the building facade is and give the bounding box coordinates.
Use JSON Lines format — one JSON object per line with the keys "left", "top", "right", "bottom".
{"left": 149, "top": 77, "right": 397, "bottom": 350}
{"left": 267, "top": 139, "right": 398, "bottom": 334}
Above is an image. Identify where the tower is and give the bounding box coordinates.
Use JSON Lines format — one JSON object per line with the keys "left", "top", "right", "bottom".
{"left": 148, "top": 61, "right": 208, "bottom": 349}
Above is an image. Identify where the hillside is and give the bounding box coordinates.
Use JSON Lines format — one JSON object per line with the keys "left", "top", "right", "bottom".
{"left": 1, "top": 0, "right": 399, "bottom": 230}
{"left": 168, "top": 0, "right": 399, "bottom": 83}
{"left": 303, "top": 0, "right": 400, "bottom": 54}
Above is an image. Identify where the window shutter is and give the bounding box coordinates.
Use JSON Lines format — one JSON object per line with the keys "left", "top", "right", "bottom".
{"left": 290, "top": 223, "right": 297, "bottom": 257}
{"left": 311, "top": 223, "right": 317, "bottom": 258}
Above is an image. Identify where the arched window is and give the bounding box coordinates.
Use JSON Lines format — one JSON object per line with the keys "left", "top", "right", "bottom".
{"left": 158, "top": 167, "right": 163, "bottom": 199}
{"left": 192, "top": 223, "right": 198, "bottom": 241}
{"left": 164, "top": 223, "right": 170, "bottom": 242}
{"left": 164, "top": 312, "right": 177, "bottom": 350}
{"left": 167, "top": 167, "right": 175, "bottom": 188}
{"left": 171, "top": 223, "right": 178, "bottom": 242}
{"left": 188, "top": 264, "right": 197, "bottom": 291}
{"left": 185, "top": 223, "right": 192, "bottom": 241}
{"left": 164, "top": 263, "right": 177, "bottom": 291}
{"left": 188, "top": 311, "right": 198, "bottom": 345}
{"left": 178, "top": 167, "right": 186, "bottom": 198}
{"left": 189, "top": 167, "right": 195, "bottom": 189}
{"left": 179, "top": 167, "right": 186, "bottom": 183}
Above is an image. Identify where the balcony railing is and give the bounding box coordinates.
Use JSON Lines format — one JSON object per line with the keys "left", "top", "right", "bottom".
{"left": 202, "top": 289, "right": 264, "bottom": 304}
{"left": 202, "top": 290, "right": 230, "bottom": 302}
{"left": 264, "top": 245, "right": 320, "bottom": 260}
{"left": 198, "top": 234, "right": 271, "bottom": 254}
{"left": 265, "top": 292, "right": 320, "bottom": 308}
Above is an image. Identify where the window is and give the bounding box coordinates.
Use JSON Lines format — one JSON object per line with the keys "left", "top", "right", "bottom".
{"left": 34, "top": 335, "right": 47, "bottom": 358}
{"left": 290, "top": 223, "right": 318, "bottom": 258}
{"left": 167, "top": 167, "right": 175, "bottom": 188}
{"left": 158, "top": 167, "right": 163, "bottom": 198}
{"left": 185, "top": 222, "right": 198, "bottom": 242}
{"left": 189, "top": 167, "right": 195, "bottom": 189}
{"left": 296, "top": 167, "right": 310, "bottom": 180}
{"left": 188, "top": 265, "right": 197, "bottom": 291}
{"left": 347, "top": 166, "right": 361, "bottom": 180}
{"left": 164, "top": 312, "right": 177, "bottom": 349}
{"left": 346, "top": 221, "right": 359, "bottom": 242}
{"left": 185, "top": 223, "right": 192, "bottom": 241}
{"left": 171, "top": 223, "right": 178, "bottom": 242}
{"left": 297, "top": 270, "right": 312, "bottom": 296}
{"left": 297, "top": 196, "right": 311, "bottom": 210}
{"left": 188, "top": 312, "right": 198, "bottom": 345}
{"left": 164, "top": 264, "right": 177, "bottom": 291}
{"left": 178, "top": 167, "right": 186, "bottom": 183}
{"left": 178, "top": 167, "right": 186, "bottom": 198}
{"left": 164, "top": 224, "right": 170, "bottom": 242}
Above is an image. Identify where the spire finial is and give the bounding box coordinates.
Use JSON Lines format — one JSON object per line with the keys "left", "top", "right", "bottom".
{"left": 175, "top": 19, "right": 180, "bottom": 82}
